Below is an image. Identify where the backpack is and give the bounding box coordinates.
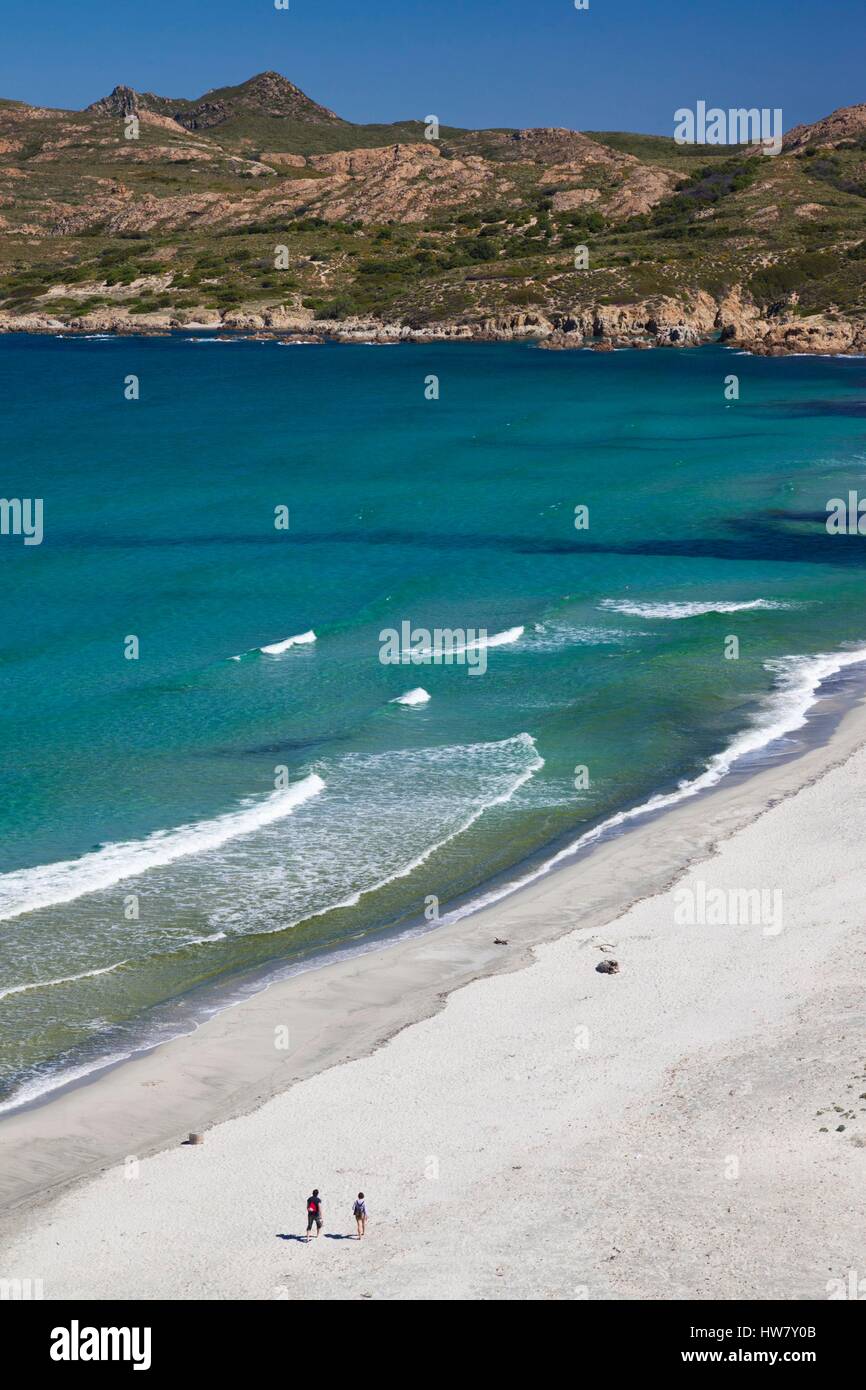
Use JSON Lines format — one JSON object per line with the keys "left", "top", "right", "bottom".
{"left": 308, "top": 1198, "right": 318, "bottom": 1213}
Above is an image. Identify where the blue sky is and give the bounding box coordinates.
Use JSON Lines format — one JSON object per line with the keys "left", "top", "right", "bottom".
{"left": 1, "top": 0, "right": 862, "bottom": 134}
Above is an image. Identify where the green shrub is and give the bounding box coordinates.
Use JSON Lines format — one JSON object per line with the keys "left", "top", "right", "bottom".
{"left": 748, "top": 254, "right": 836, "bottom": 303}
{"left": 314, "top": 296, "right": 356, "bottom": 320}
{"left": 454, "top": 238, "right": 498, "bottom": 262}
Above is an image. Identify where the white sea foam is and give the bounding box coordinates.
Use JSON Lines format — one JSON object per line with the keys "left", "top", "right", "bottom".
{"left": 530, "top": 622, "right": 633, "bottom": 651}
{"left": 0, "top": 774, "right": 325, "bottom": 923}
{"left": 259, "top": 630, "right": 317, "bottom": 655}
{"left": 416, "top": 625, "right": 525, "bottom": 657}
{"left": 167, "top": 639, "right": 866, "bottom": 956}
{"left": 228, "top": 630, "right": 317, "bottom": 660}
{"left": 0, "top": 960, "right": 129, "bottom": 1001}
{"left": 178, "top": 734, "right": 544, "bottom": 947}
{"left": 439, "top": 645, "right": 866, "bottom": 927}
{"left": 476, "top": 625, "right": 524, "bottom": 649}
{"left": 283, "top": 734, "right": 544, "bottom": 927}
{"left": 600, "top": 598, "right": 791, "bottom": 620}
{"left": 390, "top": 688, "right": 431, "bottom": 706}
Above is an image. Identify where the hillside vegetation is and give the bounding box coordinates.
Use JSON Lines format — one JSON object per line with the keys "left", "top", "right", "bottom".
{"left": 0, "top": 73, "right": 864, "bottom": 351}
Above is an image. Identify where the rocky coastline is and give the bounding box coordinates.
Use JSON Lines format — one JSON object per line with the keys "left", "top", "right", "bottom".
{"left": 2, "top": 289, "right": 863, "bottom": 357}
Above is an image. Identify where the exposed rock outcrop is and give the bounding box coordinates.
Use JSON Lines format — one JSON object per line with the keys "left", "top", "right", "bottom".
{"left": 307, "top": 143, "right": 495, "bottom": 223}
{"left": 783, "top": 102, "right": 866, "bottom": 152}
{"left": 2, "top": 289, "right": 864, "bottom": 357}
{"left": 604, "top": 164, "right": 679, "bottom": 218}
{"left": 86, "top": 84, "right": 141, "bottom": 118}
{"left": 537, "top": 291, "right": 718, "bottom": 349}
{"left": 551, "top": 188, "right": 600, "bottom": 213}
{"left": 87, "top": 72, "right": 343, "bottom": 131}
{"left": 259, "top": 152, "right": 308, "bottom": 169}
{"left": 478, "top": 311, "right": 554, "bottom": 339}
{"left": 730, "top": 313, "right": 866, "bottom": 356}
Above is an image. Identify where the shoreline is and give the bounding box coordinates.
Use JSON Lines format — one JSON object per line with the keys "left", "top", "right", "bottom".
{"left": 1, "top": 321, "right": 864, "bottom": 358}
{"left": 1, "top": 641, "right": 863, "bottom": 1127}
{"left": 2, "top": 647, "right": 866, "bottom": 1234}
{"left": 2, "top": 655, "right": 866, "bottom": 1297}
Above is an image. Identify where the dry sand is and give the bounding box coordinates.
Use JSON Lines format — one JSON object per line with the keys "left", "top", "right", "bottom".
{"left": 2, "top": 695, "right": 866, "bottom": 1300}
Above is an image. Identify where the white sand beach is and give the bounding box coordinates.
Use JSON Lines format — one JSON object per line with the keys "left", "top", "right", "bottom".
{"left": 2, "top": 694, "right": 866, "bottom": 1300}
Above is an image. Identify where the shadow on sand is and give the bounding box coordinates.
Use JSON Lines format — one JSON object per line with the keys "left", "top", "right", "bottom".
{"left": 276, "top": 1231, "right": 358, "bottom": 1242}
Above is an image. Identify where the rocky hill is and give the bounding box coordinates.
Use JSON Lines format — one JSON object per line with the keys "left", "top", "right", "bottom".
{"left": 86, "top": 72, "right": 344, "bottom": 132}
{"left": 0, "top": 73, "right": 864, "bottom": 352}
{"left": 783, "top": 102, "right": 866, "bottom": 152}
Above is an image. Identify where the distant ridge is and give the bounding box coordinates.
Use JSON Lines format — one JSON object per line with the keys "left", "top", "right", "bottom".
{"left": 86, "top": 71, "right": 344, "bottom": 131}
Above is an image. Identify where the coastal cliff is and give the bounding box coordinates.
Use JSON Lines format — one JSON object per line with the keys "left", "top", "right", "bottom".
{"left": 3, "top": 287, "right": 863, "bottom": 356}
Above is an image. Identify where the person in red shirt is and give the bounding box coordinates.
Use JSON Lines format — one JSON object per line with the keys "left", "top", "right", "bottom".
{"left": 305, "top": 1189, "right": 323, "bottom": 1240}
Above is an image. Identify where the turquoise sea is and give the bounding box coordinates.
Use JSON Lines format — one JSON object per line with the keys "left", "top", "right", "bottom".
{"left": 1, "top": 335, "right": 866, "bottom": 1108}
